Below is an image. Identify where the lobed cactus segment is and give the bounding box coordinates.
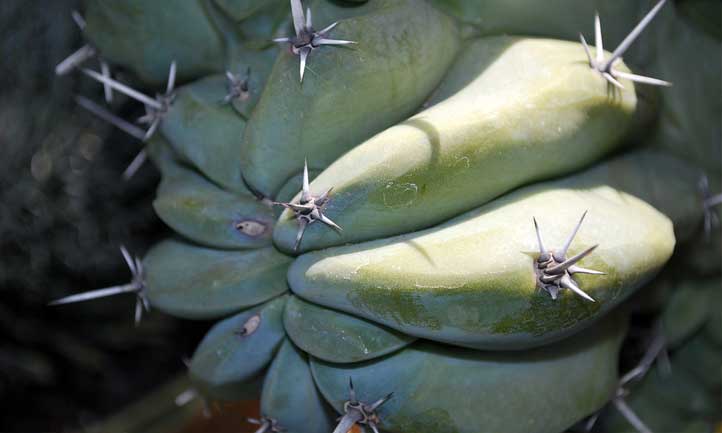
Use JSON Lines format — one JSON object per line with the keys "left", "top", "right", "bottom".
{"left": 579, "top": 0, "right": 671, "bottom": 89}
{"left": 247, "top": 416, "right": 285, "bottom": 433}
{"left": 273, "top": 159, "right": 341, "bottom": 251}
{"left": 49, "top": 247, "right": 149, "bottom": 326}
{"left": 273, "top": 36, "right": 638, "bottom": 252}
{"left": 283, "top": 296, "right": 415, "bottom": 363}
{"left": 273, "top": 0, "right": 356, "bottom": 82}
{"left": 333, "top": 378, "right": 392, "bottom": 433}
{"left": 532, "top": 211, "right": 603, "bottom": 302}
{"left": 260, "top": 339, "right": 335, "bottom": 433}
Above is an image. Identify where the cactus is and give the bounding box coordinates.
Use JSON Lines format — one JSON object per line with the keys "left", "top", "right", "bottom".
{"left": 50, "top": 0, "right": 721, "bottom": 432}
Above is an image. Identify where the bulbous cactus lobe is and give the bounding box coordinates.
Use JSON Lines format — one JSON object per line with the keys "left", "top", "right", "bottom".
{"left": 283, "top": 295, "right": 415, "bottom": 363}
{"left": 312, "top": 314, "right": 627, "bottom": 433}
{"left": 288, "top": 152, "right": 677, "bottom": 350}
{"left": 274, "top": 36, "right": 638, "bottom": 253}
{"left": 241, "top": 0, "right": 461, "bottom": 197}
{"left": 84, "top": 0, "right": 225, "bottom": 85}
{"left": 143, "top": 239, "right": 292, "bottom": 319}
{"left": 189, "top": 296, "right": 287, "bottom": 400}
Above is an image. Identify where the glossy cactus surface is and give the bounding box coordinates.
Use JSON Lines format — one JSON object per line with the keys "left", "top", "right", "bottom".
{"left": 50, "top": 0, "right": 721, "bottom": 432}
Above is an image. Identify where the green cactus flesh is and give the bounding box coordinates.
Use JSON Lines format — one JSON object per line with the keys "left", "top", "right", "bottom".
{"left": 189, "top": 295, "right": 287, "bottom": 400}
{"left": 274, "top": 36, "right": 638, "bottom": 253}
{"left": 289, "top": 152, "right": 676, "bottom": 349}
{"left": 160, "top": 74, "right": 249, "bottom": 193}
{"left": 661, "top": 278, "right": 716, "bottom": 348}
{"left": 144, "top": 239, "right": 292, "bottom": 319}
{"left": 283, "top": 295, "right": 415, "bottom": 363}
{"left": 241, "top": 0, "right": 461, "bottom": 197}
{"left": 84, "top": 0, "right": 226, "bottom": 85}
{"left": 260, "top": 339, "right": 335, "bottom": 432}
{"left": 153, "top": 161, "right": 275, "bottom": 249}
{"left": 53, "top": 0, "right": 722, "bottom": 431}
{"left": 312, "top": 313, "right": 626, "bottom": 433}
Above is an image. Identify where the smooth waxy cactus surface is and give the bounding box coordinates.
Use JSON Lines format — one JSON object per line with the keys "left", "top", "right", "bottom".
{"left": 49, "top": 0, "right": 722, "bottom": 431}
{"left": 144, "top": 240, "right": 291, "bottom": 319}
{"left": 260, "top": 339, "right": 335, "bottom": 433}
{"left": 312, "top": 314, "right": 626, "bottom": 433}
{"left": 84, "top": 0, "right": 226, "bottom": 85}
{"left": 153, "top": 162, "right": 275, "bottom": 249}
{"left": 189, "top": 296, "right": 287, "bottom": 400}
{"left": 241, "top": 0, "right": 461, "bottom": 197}
{"left": 274, "top": 36, "right": 638, "bottom": 252}
{"left": 283, "top": 295, "right": 415, "bottom": 363}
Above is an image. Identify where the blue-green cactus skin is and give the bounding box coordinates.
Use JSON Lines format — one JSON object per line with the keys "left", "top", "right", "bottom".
{"left": 84, "top": 0, "right": 226, "bottom": 85}
{"left": 144, "top": 240, "right": 291, "bottom": 319}
{"left": 283, "top": 295, "right": 415, "bottom": 363}
{"left": 260, "top": 339, "right": 335, "bottom": 433}
{"left": 189, "top": 296, "right": 287, "bottom": 400}
{"left": 241, "top": 0, "right": 461, "bottom": 197}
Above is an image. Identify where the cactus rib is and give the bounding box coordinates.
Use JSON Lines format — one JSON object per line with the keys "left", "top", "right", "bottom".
{"left": 533, "top": 211, "right": 602, "bottom": 302}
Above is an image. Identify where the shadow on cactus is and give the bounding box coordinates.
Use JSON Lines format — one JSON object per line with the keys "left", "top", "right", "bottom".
{"left": 50, "top": 0, "right": 721, "bottom": 432}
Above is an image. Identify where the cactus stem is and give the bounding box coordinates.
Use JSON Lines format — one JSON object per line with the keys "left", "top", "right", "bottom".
{"left": 532, "top": 212, "right": 600, "bottom": 302}
{"left": 579, "top": 0, "right": 671, "bottom": 88}
{"left": 699, "top": 175, "right": 722, "bottom": 240}
{"left": 273, "top": 0, "right": 356, "bottom": 82}
{"left": 75, "top": 95, "right": 146, "bottom": 141}
{"left": 333, "top": 377, "right": 391, "bottom": 433}
{"left": 223, "top": 68, "right": 251, "bottom": 103}
{"left": 273, "top": 159, "right": 342, "bottom": 251}
{"left": 48, "top": 246, "right": 149, "bottom": 326}
{"left": 235, "top": 314, "right": 261, "bottom": 337}
{"left": 247, "top": 416, "right": 285, "bottom": 433}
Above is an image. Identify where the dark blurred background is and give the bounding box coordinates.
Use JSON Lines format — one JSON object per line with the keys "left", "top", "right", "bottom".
{"left": 0, "top": 2, "right": 208, "bottom": 432}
